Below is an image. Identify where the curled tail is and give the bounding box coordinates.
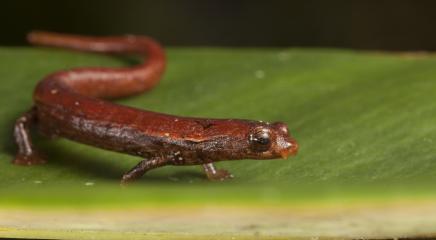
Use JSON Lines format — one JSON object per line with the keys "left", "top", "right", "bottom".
{"left": 29, "top": 31, "right": 166, "bottom": 99}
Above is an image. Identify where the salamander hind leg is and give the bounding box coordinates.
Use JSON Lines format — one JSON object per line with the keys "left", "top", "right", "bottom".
{"left": 12, "top": 107, "right": 46, "bottom": 165}
{"left": 202, "top": 163, "right": 233, "bottom": 181}
{"left": 121, "top": 157, "right": 167, "bottom": 185}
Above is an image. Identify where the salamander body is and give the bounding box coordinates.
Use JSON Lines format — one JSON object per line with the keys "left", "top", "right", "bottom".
{"left": 13, "top": 32, "right": 298, "bottom": 182}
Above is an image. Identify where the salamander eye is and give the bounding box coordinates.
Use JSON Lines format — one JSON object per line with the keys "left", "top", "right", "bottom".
{"left": 249, "top": 128, "right": 272, "bottom": 152}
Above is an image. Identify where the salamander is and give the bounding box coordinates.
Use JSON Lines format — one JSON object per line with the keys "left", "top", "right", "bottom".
{"left": 12, "top": 31, "right": 298, "bottom": 183}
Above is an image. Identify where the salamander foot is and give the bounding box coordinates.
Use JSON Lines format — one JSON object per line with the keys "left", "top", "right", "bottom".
{"left": 203, "top": 163, "right": 234, "bottom": 181}
{"left": 13, "top": 107, "right": 46, "bottom": 166}
{"left": 13, "top": 152, "right": 46, "bottom": 166}
{"left": 121, "top": 157, "right": 167, "bottom": 185}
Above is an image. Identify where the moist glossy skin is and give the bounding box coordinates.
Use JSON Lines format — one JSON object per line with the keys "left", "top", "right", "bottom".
{"left": 12, "top": 31, "right": 298, "bottom": 183}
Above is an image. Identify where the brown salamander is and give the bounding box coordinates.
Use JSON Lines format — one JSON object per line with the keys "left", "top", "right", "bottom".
{"left": 13, "top": 31, "right": 298, "bottom": 183}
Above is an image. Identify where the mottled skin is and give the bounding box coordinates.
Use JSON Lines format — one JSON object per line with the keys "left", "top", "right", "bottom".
{"left": 13, "top": 31, "right": 298, "bottom": 183}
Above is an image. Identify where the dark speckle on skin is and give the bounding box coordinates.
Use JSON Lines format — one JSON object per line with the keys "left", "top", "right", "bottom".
{"left": 194, "top": 120, "right": 215, "bottom": 130}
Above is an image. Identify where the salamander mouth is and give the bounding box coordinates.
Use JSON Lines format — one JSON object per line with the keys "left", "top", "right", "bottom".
{"left": 279, "top": 138, "right": 298, "bottom": 159}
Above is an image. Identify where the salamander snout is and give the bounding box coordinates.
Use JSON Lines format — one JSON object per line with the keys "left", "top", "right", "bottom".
{"left": 278, "top": 136, "right": 298, "bottom": 159}
{"left": 247, "top": 121, "right": 298, "bottom": 160}
{"left": 272, "top": 122, "right": 298, "bottom": 159}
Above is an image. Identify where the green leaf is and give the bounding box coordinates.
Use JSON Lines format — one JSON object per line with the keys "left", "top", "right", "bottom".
{"left": 1, "top": 47, "right": 436, "bottom": 239}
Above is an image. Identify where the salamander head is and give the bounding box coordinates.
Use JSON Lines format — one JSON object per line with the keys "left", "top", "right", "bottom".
{"left": 201, "top": 120, "right": 298, "bottom": 161}
{"left": 173, "top": 119, "right": 298, "bottom": 163}
{"left": 243, "top": 121, "right": 298, "bottom": 160}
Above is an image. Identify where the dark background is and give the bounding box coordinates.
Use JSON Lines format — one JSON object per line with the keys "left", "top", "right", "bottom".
{"left": 2, "top": 0, "right": 436, "bottom": 50}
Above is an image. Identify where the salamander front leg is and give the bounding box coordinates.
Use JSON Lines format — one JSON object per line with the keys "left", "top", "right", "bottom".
{"left": 12, "top": 107, "right": 46, "bottom": 165}
{"left": 121, "top": 157, "right": 167, "bottom": 185}
{"left": 202, "top": 163, "right": 233, "bottom": 181}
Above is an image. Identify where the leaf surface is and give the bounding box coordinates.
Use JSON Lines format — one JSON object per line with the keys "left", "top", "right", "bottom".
{"left": 0, "top": 48, "right": 435, "bottom": 239}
